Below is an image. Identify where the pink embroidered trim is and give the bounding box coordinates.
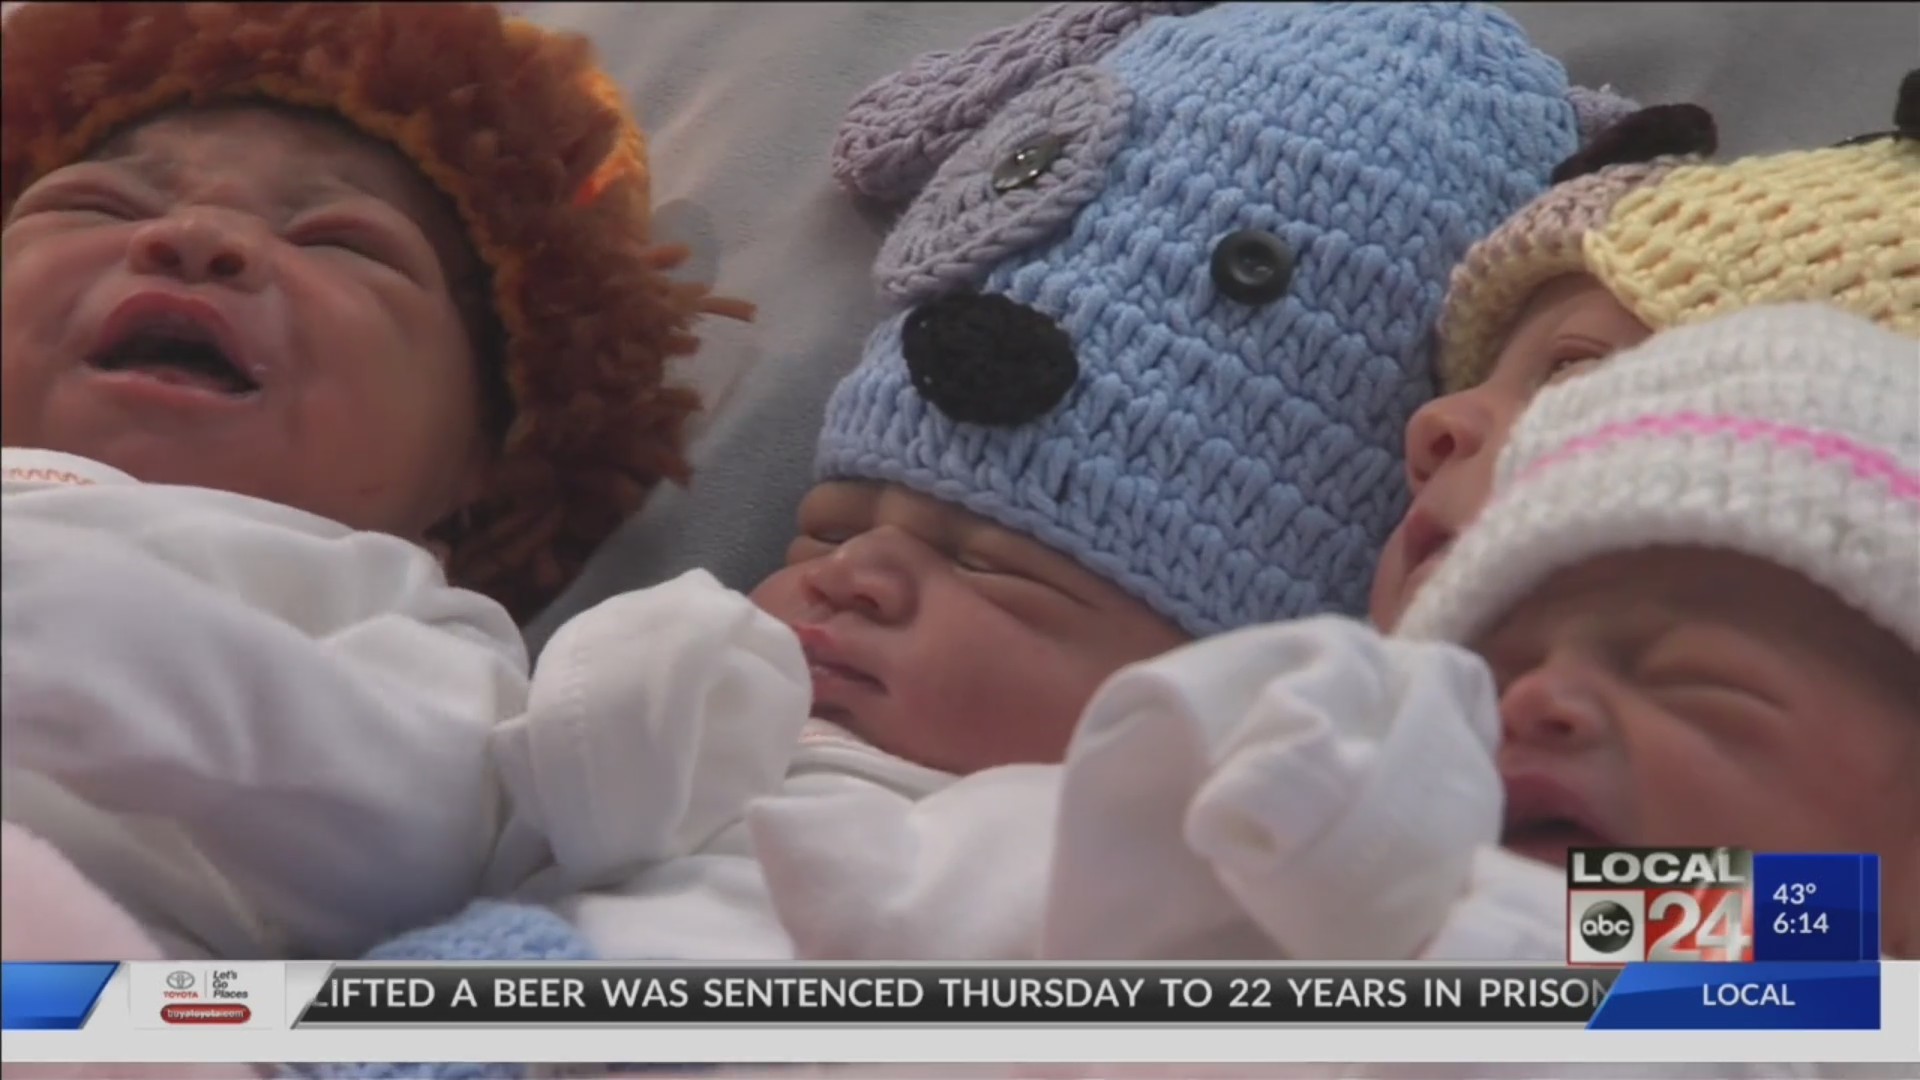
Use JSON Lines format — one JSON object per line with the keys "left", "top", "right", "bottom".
{"left": 3, "top": 467, "right": 96, "bottom": 487}
{"left": 1518, "top": 411, "right": 1920, "bottom": 502}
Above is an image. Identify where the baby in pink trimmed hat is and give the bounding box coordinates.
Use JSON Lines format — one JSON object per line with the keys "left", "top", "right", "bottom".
{"left": 1370, "top": 89, "right": 1918, "bottom": 631}
{"left": 710, "top": 90, "right": 1919, "bottom": 967}
{"left": 1053, "top": 302, "right": 1917, "bottom": 964}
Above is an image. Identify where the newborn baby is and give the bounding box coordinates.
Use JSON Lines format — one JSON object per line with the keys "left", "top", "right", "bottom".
{"left": 0, "top": 1, "right": 718, "bottom": 961}
{"left": 486, "top": 0, "right": 1614, "bottom": 963}
{"left": 489, "top": 492, "right": 1183, "bottom": 959}
{"left": 1059, "top": 304, "right": 1918, "bottom": 964}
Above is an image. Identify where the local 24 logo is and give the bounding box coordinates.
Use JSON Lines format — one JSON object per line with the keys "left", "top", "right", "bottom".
{"left": 1567, "top": 847, "right": 1755, "bottom": 964}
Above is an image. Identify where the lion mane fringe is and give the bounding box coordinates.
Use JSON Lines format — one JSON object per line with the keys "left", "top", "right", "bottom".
{"left": 2, "top": 2, "right": 748, "bottom": 620}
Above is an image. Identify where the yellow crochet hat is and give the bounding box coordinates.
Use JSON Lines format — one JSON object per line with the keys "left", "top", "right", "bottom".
{"left": 1437, "top": 79, "right": 1920, "bottom": 392}
{"left": 1, "top": 2, "right": 741, "bottom": 620}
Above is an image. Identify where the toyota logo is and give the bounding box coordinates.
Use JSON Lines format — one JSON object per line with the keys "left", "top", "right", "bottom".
{"left": 166, "top": 970, "right": 195, "bottom": 990}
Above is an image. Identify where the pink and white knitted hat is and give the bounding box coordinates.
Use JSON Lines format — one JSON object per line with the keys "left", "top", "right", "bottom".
{"left": 1397, "top": 303, "right": 1920, "bottom": 651}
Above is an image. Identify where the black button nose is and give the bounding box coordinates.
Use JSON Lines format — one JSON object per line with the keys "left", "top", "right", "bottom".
{"left": 900, "top": 293, "right": 1079, "bottom": 427}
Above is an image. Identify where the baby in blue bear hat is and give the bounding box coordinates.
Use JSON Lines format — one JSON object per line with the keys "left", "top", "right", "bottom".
{"left": 482, "top": 1, "right": 1614, "bottom": 962}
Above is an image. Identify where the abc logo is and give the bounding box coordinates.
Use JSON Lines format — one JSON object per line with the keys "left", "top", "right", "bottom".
{"left": 1578, "top": 900, "right": 1636, "bottom": 954}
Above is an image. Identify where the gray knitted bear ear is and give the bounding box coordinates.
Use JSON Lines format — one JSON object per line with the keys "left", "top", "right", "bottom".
{"left": 831, "top": 1, "right": 1213, "bottom": 204}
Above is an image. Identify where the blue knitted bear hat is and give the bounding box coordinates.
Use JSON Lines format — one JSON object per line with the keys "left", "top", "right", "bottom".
{"left": 821, "top": 2, "right": 1622, "bottom": 637}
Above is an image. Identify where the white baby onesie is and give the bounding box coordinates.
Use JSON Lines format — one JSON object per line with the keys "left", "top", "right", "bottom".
{"left": 1, "top": 448, "right": 529, "bottom": 960}
{"left": 491, "top": 569, "right": 1062, "bottom": 961}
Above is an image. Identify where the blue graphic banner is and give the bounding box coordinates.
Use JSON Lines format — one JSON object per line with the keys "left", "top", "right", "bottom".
{"left": 1589, "top": 961, "right": 1879, "bottom": 1030}
{"left": 1753, "top": 853, "right": 1881, "bottom": 962}
{"left": 0, "top": 962, "right": 118, "bottom": 1030}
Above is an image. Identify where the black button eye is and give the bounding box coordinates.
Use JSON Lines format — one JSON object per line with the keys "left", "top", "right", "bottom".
{"left": 1210, "top": 229, "right": 1294, "bottom": 306}
{"left": 992, "top": 134, "right": 1064, "bottom": 193}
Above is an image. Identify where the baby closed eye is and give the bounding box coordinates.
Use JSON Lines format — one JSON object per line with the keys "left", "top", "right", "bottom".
{"left": 1646, "top": 678, "right": 1780, "bottom": 714}
{"left": 954, "top": 552, "right": 1008, "bottom": 575}
{"left": 296, "top": 231, "right": 380, "bottom": 258}
{"left": 286, "top": 203, "right": 440, "bottom": 284}
{"left": 13, "top": 181, "right": 149, "bottom": 224}
{"left": 53, "top": 196, "right": 142, "bottom": 221}
{"left": 289, "top": 221, "right": 407, "bottom": 271}
{"left": 1538, "top": 339, "right": 1615, "bottom": 386}
{"left": 1634, "top": 649, "right": 1791, "bottom": 733}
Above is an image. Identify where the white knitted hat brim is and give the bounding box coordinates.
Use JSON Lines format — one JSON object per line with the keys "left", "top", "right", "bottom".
{"left": 1396, "top": 437, "right": 1920, "bottom": 652}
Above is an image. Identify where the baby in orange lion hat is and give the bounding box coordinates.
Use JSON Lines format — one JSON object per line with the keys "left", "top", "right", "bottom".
{"left": 0, "top": 0, "right": 741, "bottom": 969}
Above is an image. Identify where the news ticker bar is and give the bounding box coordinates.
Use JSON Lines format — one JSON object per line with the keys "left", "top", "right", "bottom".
{"left": 0, "top": 961, "right": 1883, "bottom": 1033}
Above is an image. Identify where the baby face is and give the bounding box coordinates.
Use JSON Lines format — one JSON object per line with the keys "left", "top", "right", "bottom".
{"left": 1369, "top": 275, "right": 1650, "bottom": 629}
{"left": 1, "top": 104, "right": 493, "bottom": 543}
{"left": 751, "top": 481, "right": 1189, "bottom": 775}
{"left": 1480, "top": 547, "right": 1920, "bottom": 920}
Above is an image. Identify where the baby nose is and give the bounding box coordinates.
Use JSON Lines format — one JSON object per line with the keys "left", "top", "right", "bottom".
{"left": 128, "top": 211, "right": 268, "bottom": 292}
{"left": 899, "top": 292, "right": 1079, "bottom": 427}
{"left": 1499, "top": 664, "right": 1611, "bottom": 751}
{"left": 1404, "top": 391, "right": 1493, "bottom": 491}
{"left": 804, "top": 532, "right": 918, "bottom": 624}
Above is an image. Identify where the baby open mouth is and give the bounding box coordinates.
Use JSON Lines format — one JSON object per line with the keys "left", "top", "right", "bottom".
{"left": 89, "top": 320, "right": 260, "bottom": 396}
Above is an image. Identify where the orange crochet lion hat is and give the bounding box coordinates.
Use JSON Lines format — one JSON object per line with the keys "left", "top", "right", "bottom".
{"left": 1, "top": 1, "right": 743, "bottom": 620}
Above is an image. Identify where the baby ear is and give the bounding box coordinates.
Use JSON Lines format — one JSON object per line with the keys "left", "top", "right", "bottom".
{"left": 831, "top": 1, "right": 1211, "bottom": 203}
{"left": 1549, "top": 102, "right": 1719, "bottom": 183}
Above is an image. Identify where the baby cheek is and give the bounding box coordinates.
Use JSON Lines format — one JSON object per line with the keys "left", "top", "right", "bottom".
{"left": 897, "top": 624, "right": 1090, "bottom": 769}
{"left": 893, "top": 617, "right": 1007, "bottom": 716}
{"left": 1632, "top": 745, "right": 1850, "bottom": 854}
{"left": 1622, "top": 740, "right": 1759, "bottom": 848}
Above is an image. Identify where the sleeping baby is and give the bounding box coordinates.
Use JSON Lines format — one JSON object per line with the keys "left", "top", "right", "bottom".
{"left": 483, "top": 0, "right": 1607, "bottom": 960}
{"left": 1055, "top": 302, "right": 1919, "bottom": 967}
{"left": 1042, "top": 101, "right": 1919, "bottom": 964}
{"left": 1372, "top": 93, "right": 1917, "bottom": 632}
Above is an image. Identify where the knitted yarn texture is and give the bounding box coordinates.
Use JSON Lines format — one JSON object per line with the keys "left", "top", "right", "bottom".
{"left": 820, "top": 2, "right": 1596, "bottom": 636}
{"left": 1400, "top": 303, "right": 1920, "bottom": 653}
{"left": 1437, "top": 132, "right": 1919, "bottom": 391}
